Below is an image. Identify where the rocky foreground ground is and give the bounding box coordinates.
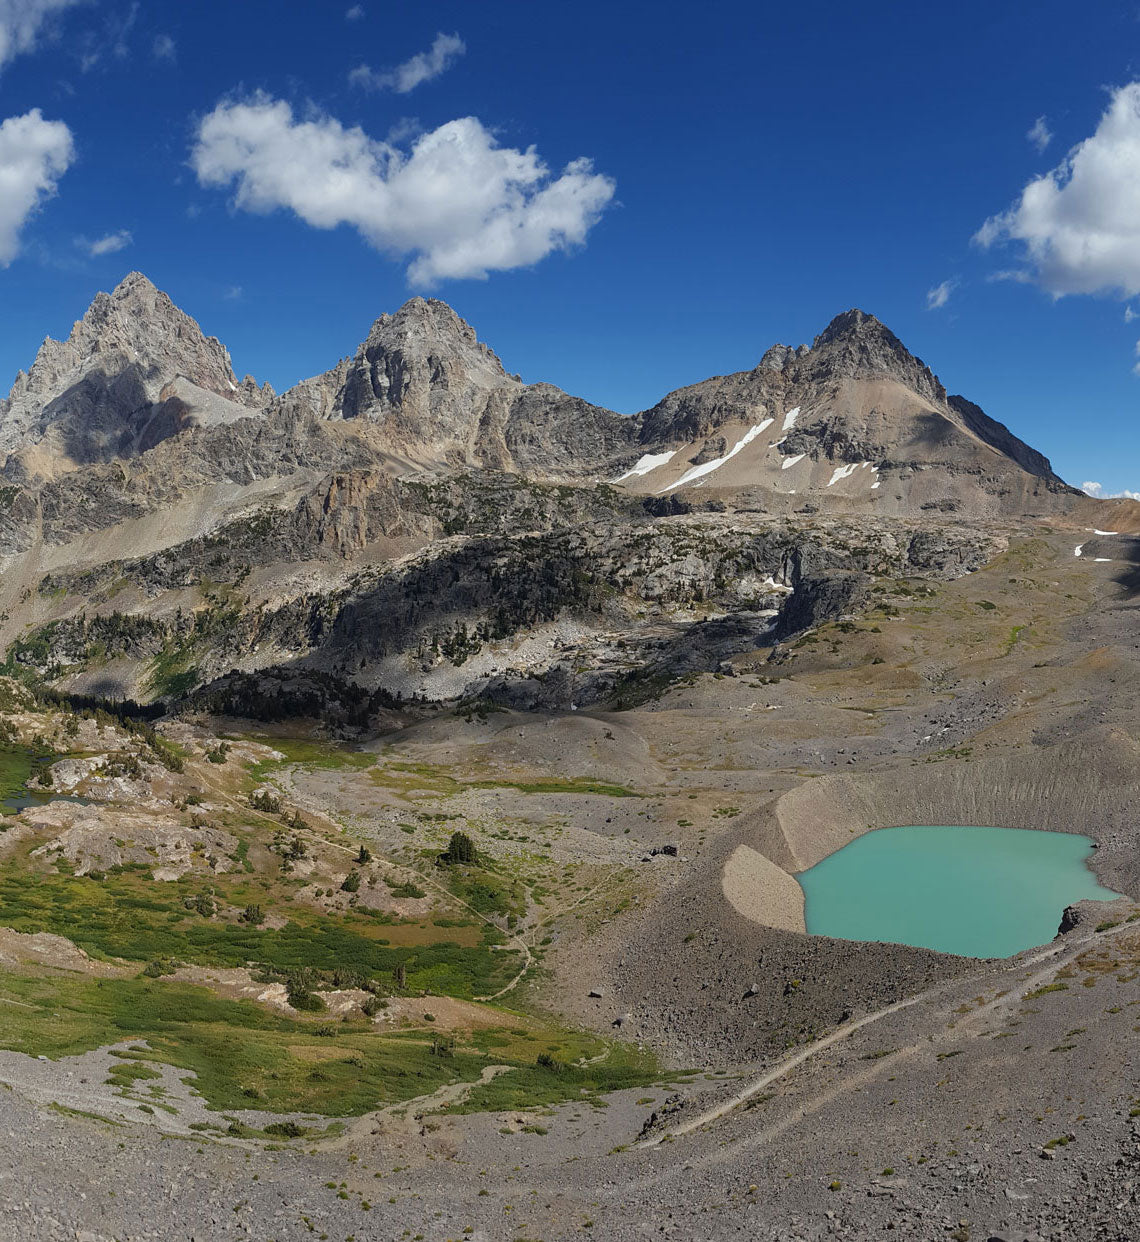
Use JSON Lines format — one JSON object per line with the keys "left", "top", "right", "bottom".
{"left": 2, "top": 914, "right": 1137, "bottom": 1241}
{"left": 0, "top": 526, "right": 1135, "bottom": 1240}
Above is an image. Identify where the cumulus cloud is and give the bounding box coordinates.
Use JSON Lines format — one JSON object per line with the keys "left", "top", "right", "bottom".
{"left": 925, "top": 279, "right": 956, "bottom": 309}
{"left": 350, "top": 32, "right": 465, "bottom": 94}
{"left": 0, "top": 0, "right": 82, "bottom": 72}
{"left": 345, "top": 5, "right": 364, "bottom": 19}
{"left": 976, "top": 83, "right": 1140, "bottom": 297}
{"left": 78, "top": 228, "right": 132, "bottom": 256}
{"left": 1083, "top": 480, "right": 1140, "bottom": 499}
{"left": 0, "top": 108, "right": 74, "bottom": 265}
{"left": 1027, "top": 115, "right": 1052, "bottom": 154}
{"left": 190, "top": 94, "right": 615, "bottom": 284}
{"left": 152, "top": 33, "right": 175, "bottom": 61}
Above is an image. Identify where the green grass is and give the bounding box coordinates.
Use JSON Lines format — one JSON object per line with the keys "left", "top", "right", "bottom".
{"left": 0, "top": 745, "right": 35, "bottom": 810}
{"left": 145, "top": 641, "right": 200, "bottom": 700}
{"left": 0, "top": 863, "right": 518, "bottom": 998}
{"left": 0, "top": 968, "right": 663, "bottom": 1117}
{"left": 1025, "top": 982, "right": 1068, "bottom": 999}
{"left": 1004, "top": 624, "right": 1028, "bottom": 656}
{"left": 445, "top": 864, "right": 526, "bottom": 920}
{"left": 106, "top": 1059, "right": 163, "bottom": 1090}
{"left": 375, "top": 760, "right": 642, "bottom": 800}
{"left": 468, "top": 776, "right": 642, "bottom": 798}
{"left": 248, "top": 742, "right": 642, "bottom": 801}
{"left": 0, "top": 968, "right": 474, "bottom": 1114}
{"left": 453, "top": 1041, "right": 666, "bottom": 1113}
{"left": 246, "top": 738, "right": 377, "bottom": 785}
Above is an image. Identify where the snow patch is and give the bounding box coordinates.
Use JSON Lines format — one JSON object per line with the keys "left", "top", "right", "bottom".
{"left": 1094, "top": 529, "right": 1120, "bottom": 536}
{"left": 614, "top": 450, "right": 677, "bottom": 483}
{"left": 781, "top": 453, "right": 806, "bottom": 470}
{"left": 1074, "top": 545, "right": 1084, "bottom": 557}
{"left": 660, "top": 420, "right": 773, "bottom": 492}
{"left": 781, "top": 406, "right": 801, "bottom": 431}
{"left": 827, "top": 461, "right": 879, "bottom": 487}
{"left": 1094, "top": 557, "right": 1113, "bottom": 562}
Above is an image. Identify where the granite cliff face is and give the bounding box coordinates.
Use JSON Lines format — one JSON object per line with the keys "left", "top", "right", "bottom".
{"left": 0, "top": 273, "right": 1090, "bottom": 713}
{"left": 273, "top": 296, "right": 635, "bottom": 476}
{"left": 0, "top": 273, "right": 273, "bottom": 479}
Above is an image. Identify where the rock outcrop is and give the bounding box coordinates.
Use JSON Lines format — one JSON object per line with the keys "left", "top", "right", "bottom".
{"left": 0, "top": 273, "right": 1090, "bottom": 716}
{"left": 0, "top": 273, "right": 273, "bottom": 478}
{"left": 627, "top": 308, "right": 1076, "bottom": 517}
{"left": 271, "top": 296, "right": 636, "bottom": 478}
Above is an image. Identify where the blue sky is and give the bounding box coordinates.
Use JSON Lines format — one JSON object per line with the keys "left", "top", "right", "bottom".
{"left": 2, "top": 1, "right": 1140, "bottom": 493}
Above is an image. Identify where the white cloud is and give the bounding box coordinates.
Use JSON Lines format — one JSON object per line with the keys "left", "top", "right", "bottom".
{"left": 0, "top": 108, "right": 74, "bottom": 265}
{"left": 152, "top": 33, "right": 175, "bottom": 61}
{"left": 977, "top": 82, "right": 1140, "bottom": 297}
{"left": 925, "top": 279, "right": 956, "bottom": 309}
{"left": 78, "top": 228, "right": 132, "bottom": 256}
{"left": 350, "top": 32, "right": 465, "bottom": 94}
{"left": 345, "top": 5, "right": 364, "bottom": 19}
{"left": 1083, "top": 480, "right": 1140, "bottom": 499}
{"left": 0, "top": 0, "right": 82, "bottom": 72}
{"left": 1027, "top": 115, "right": 1052, "bottom": 154}
{"left": 191, "top": 94, "right": 615, "bottom": 285}
{"left": 223, "top": 284, "right": 243, "bottom": 300}
{"left": 1127, "top": 306, "right": 1137, "bottom": 323}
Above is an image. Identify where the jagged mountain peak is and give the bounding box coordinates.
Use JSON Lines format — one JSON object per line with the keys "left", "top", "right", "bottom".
{"left": 37, "top": 270, "right": 234, "bottom": 376}
{"left": 755, "top": 308, "right": 945, "bottom": 405}
{"left": 812, "top": 306, "right": 889, "bottom": 347}
{"left": 0, "top": 272, "right": 271, "bottom": 477}
{"left": 93, "top": 271, "right": 217, "bottom": 338}
{"left": 628, "top": 305, "right": 1072, "bottom": 513}
{"left": 109, "top": 269, "right": 160, "bottom": 300}
{"left": 332, "top": 295, "right": 511, "bottom": 433}
{"left": 807, "top": 307, "right": 945, "bottom": 404}
{"left": 376, "top": 295, "right": 467, "bottom": 330}
{"left": 362, "top": 296, "right": 509, "bottom": 377}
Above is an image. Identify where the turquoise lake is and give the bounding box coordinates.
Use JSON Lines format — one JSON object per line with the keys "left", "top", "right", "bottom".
{"left": 798, "top": 825, "right": 1122, "bottom": 958}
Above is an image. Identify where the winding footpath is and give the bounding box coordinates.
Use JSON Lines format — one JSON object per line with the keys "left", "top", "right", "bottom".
{"left": 637, "top": 916, "right": 1139, "bottom": 1151}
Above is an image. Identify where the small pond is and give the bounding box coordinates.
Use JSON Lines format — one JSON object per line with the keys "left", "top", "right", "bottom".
{"left": 0, "top": 745, "right": 87, "bottom": 815}
{"left": 798, "top": 825, "right": 1123, "bottom": 958}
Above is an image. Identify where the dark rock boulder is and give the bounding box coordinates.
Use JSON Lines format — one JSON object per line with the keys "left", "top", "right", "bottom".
{"left": 772, "top": 570, "right": 871, "bottom": 639}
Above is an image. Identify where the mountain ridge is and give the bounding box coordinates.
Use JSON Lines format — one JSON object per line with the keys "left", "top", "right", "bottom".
{"left": 0, "top": 274, "right": 1073, "bottom": 521}
{"left": 0, "top": 272, "right": 1119, "bottom": 735}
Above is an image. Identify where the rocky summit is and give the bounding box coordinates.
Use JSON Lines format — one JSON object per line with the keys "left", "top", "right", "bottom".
{"left": 0, "top": 274, "right": 1136, "bottom": 1242}
{"left": 0, "top": 274, "right": 1075, "bottom": 715}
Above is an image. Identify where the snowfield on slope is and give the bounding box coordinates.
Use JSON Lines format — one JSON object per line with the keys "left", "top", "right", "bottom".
{"left": 660, "top": 420, "right": 773, "bottom": 492}
{"left": 614, "top": 451, "right": 677, "bottom": 482}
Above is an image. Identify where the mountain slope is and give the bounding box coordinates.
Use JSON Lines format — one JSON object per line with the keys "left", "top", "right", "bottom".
{"left": 0, "top": 273, "right": 273, "bottom": 480}
{"left": 0, "top": 273, "right": 1102, "bottom": 716}
{"left": 273, "top": 295, "right": 636, "bottom": 476}
{"left": 624, "top": 308, "right": 1075, "bottom": 517}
